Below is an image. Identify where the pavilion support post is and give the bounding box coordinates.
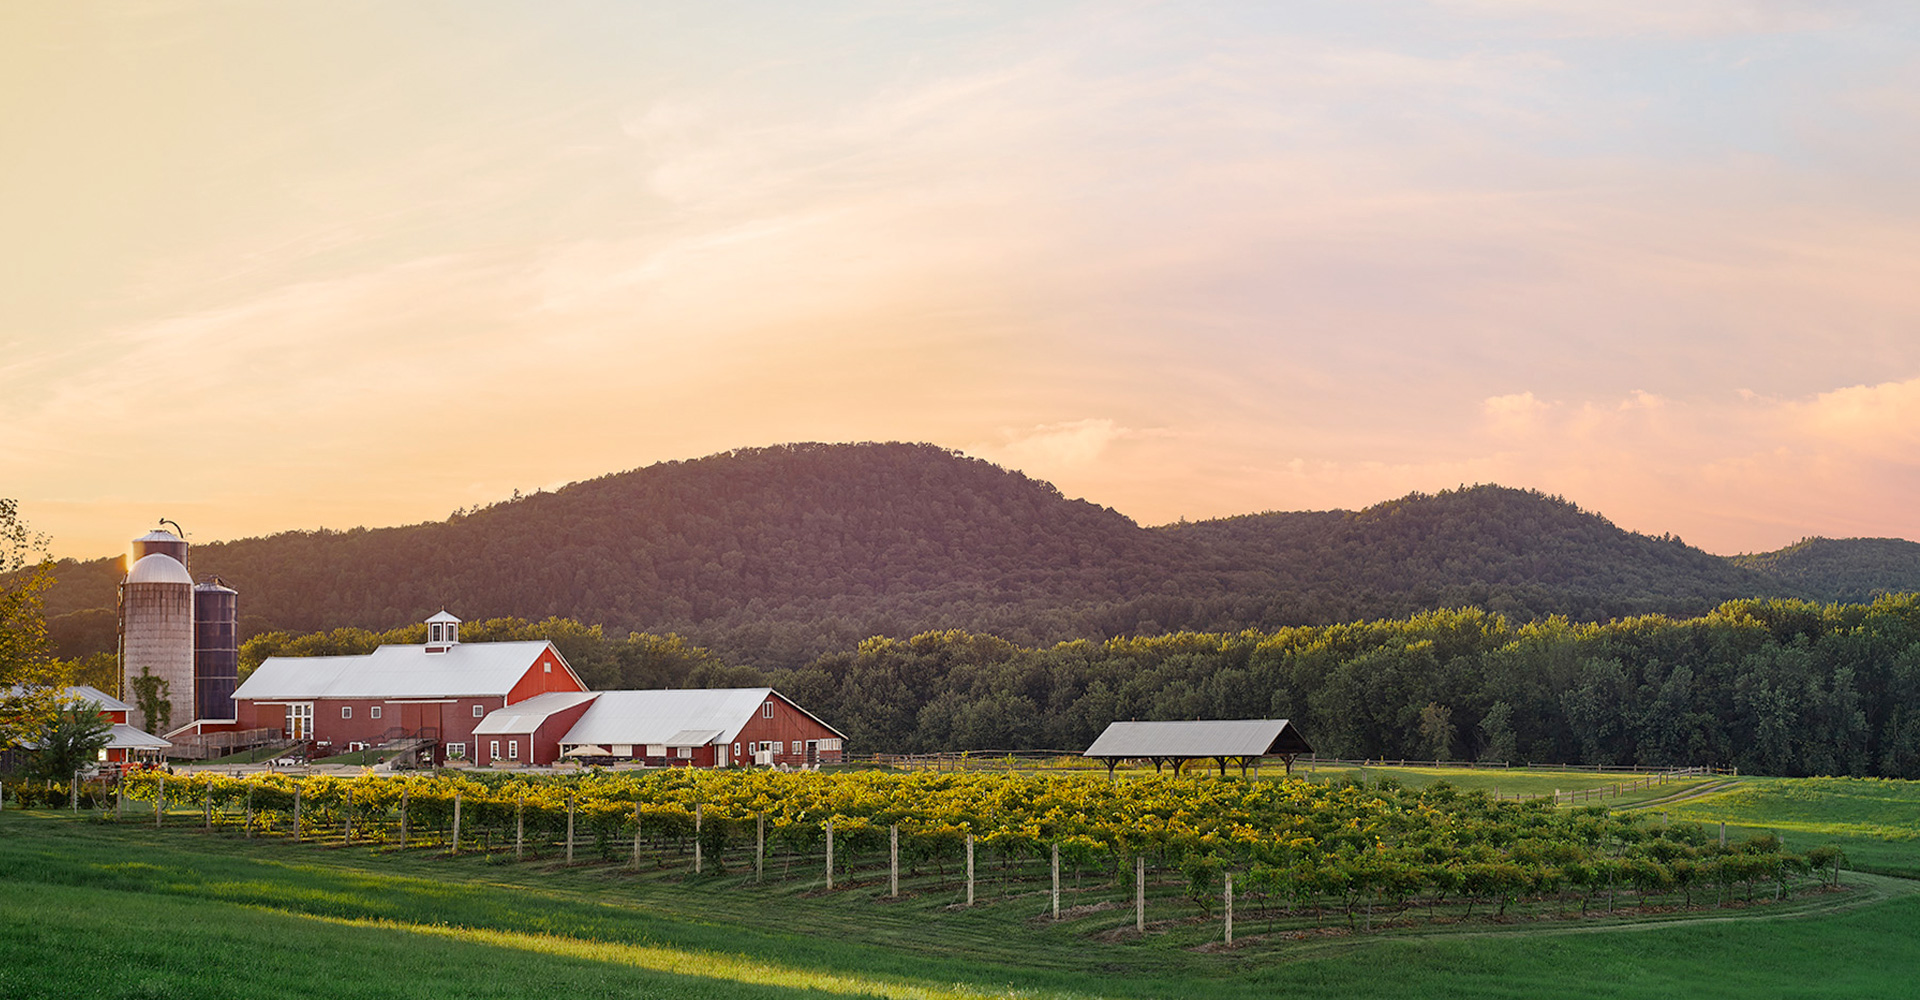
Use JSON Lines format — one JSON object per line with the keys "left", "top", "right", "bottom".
{"left": 965, "top": 834, "right": 975, "bottom": 907}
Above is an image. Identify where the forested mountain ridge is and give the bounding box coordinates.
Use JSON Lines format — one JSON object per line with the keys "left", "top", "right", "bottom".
{"left": 27, "top": 441, "right": 1920, "bottom": 667}
{"left": 1730, "top": 537, "right": 1920, "bottom": 603}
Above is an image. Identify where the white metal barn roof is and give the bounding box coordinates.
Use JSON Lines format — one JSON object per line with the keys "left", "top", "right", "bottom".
{"left": 473, "top": 691, "right": 601, "bottom": 735}
{"left": 234, "top": 641, "right": 565, "bottom": 701}
{"left": 61, "top": 685, "right": 132, "bottom": 713}
{"left": 558, "top": 688, "right": 845, "bottom": 748}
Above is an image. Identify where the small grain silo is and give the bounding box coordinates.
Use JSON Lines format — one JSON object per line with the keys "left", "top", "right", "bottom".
{"left": 193, "top": 577, "right": 239, "bottom": 723}
{"left": 120, "top": 528, "right": 195, "bottom": 734}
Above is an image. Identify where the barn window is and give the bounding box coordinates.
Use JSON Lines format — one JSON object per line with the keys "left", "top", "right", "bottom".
{"left": 370, "top": 705, "right": 381, "bottom": 720}
{"left": 544, "top": 661, "right": 551, "bottom": 673}
{"left": 489, "top": 740, "right": 500, "bottom": 761}
{"left": 341, "top": 706, "right": 352, "bottom": 719}
{"left": 445, "top": 743, "right": 466, "bottom": 760}
{"left": 472, "top": 704, "right": 484, "bottom": 718}
{"left": 430, "top": 623, "right": 443, "bottom": 643}
{"left": 762, "top": 702, "right": 773, "bottom": 719}
{"left": 677, "top": 746, "right": 692, "bottom": 759}
{"left": 508, "top": 740, "right": 519, "bottom": 760}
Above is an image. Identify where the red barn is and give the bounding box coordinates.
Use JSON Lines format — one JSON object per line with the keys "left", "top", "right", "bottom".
{"left": 542, "top": 688, "right": 845, "bottom": 767}
{"left": 230, "top": 613, "right": 586, "bottom": 764}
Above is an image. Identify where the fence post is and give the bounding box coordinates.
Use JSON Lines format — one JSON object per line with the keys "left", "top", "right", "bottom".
{"left": 694, "top": 803, "right": 703, "bottom": 875}
{"left": 966, "top": 834, "right": 975, "bottom": 907}
{"left": 399, "top": 788, "right": 410, "bottom": 848}
{"left": 451, "top": 791, "right": 462, "bottom": 856}
{"left": 756, "top": 813, "right": 765, "bottom": 884}
{"left": 1224, "top": 872, "right": 1234, "bottom": 945}
{"left": 515, "top": 795, "right": 524, "bottom": 859}
{"left": 293, "top": 786, "right": 302, "bottom": 842}
{"left": 566, "top": 796, "right": 576, "bottom": 864}
{"left": 890, "top": 824, "right": 899, "bottom": 897}
{"left": 156, "top": 775, "right": 164, "bottom": 827}
{"left": 1136, "top": 855, "right": 1145, "bottom": 933}
{"left": 1719, "top": 821, "right": 1726, "bottom": 848}
{"left": 632, "top": 801, "right": 643, "bottom": 870}
{"left": 825, "top": 820, "right": 834, "bottom": 891}
{"left": 1051, "top": 842, "right": 1060, "bottom": 920}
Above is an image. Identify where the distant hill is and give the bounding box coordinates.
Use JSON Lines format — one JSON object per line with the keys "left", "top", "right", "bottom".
{"left": 28, "top": 441, "right": 1920, "bottom": 667}
{"left": 1731, "top": 537, "right": 1920, "bottom": 604}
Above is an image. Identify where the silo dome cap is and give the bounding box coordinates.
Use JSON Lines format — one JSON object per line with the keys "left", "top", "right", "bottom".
{"left": 135, "top": 529, "right": 182, "bottom": 542}
{"left": 126, "top": 552, "right": 193, "bottom": 585}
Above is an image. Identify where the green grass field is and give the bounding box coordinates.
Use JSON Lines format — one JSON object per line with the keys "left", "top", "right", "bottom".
{"left": 6, "top": 767, "right": 1920, "bottom": 1000}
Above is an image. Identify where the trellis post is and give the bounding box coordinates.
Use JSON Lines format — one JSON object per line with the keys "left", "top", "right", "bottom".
{"left": 515, "top": 795, "right": 524, "bottom": 859}
{"left": 156, "top": 774, "right": 164, "bottom": 827}
{"left": 204, "top": 784, "right": 212, "bottom": 830}
{"left": 399, "top": 788, "right": 410, "bottom": 848}
{"left": 70, "top": 773, "right": 78, "bottom": 815}
{"left": 825, "top": 819, "right": 834, "bottom": 890}
{"left": 1223, "top": 872, "right": 1234, "bottom": 945}
{"left": 293, "top": 786, "right": 302, "bottom": 842}
{"left": 245, "top": 786, "right": 254, "bottom": 839}
{"left": 566, "top": 795, "right": 576, "bottom": 864}
{"left": 344, "top": 788, "right": 354, "bottom": 845}
{"left": 631, "top": 801, "right": 643, "bottom": 870}
{"left": 1051, "top": 842, "right": 1060, "bottom": 920}
{"left": 694, "top": 803, "right": 704, "bottom": 875}
{"left": 115, "top": 778, "right": 123, "bottom": 821}
{"left": 451, "top": 790, "right": 462, "bottom": 856}
{"left": 1136, "top": 855, "right": 1145, "bottom": 933}
{"left": 965, "top": 834, "right": 975, "bottom": 907}
{"left": 881, "top": 824, "right": 895, "bottom": 896}
{"left": 755, "top": 813, "right": 765, "bottom": 883}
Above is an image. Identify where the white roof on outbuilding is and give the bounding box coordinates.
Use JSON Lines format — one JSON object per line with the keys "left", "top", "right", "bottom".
{"left": 558, "top": 688, "right": 844, "bottom": 747}
{"left": 107, "top": 723, "right": 172, "bottom": 749}
{"left": 1083, "top": 719, "right": 1313, "bottom": 759}
{"left": 62, "top": 685, "right": 132, "bottom": 713}
{"left": 473, "top": 691, "right": 600, "bottom": 735}
{"left": 234, "top": 640, "right": 567, "bottom": 701}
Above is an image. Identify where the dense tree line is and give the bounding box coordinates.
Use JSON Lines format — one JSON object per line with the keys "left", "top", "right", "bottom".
{"left": 235, "top": 596, "right": 1920, "bottom": 779}
{"left": 744, "top": 597, "right": 1920, "bottom": 778}
{"left": 27, "top": 443, "right": 1920, "bottom": 668}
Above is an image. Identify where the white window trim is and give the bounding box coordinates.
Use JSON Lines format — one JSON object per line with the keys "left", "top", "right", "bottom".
{"left": 762, "top": 702, "right": 774, "bottom": 718}
{"left": 472, "top": 704, "right": 485, "bottom": 718}
{"left": 508, "top": 740, "right": 519, "bottom": 761}
{"left": 489, "top": 740, "right": 500, "bottom": 761}
{"left": 341, "top": 705, "right": 352, "bottom": 719}
{"left": 370, "top": 705, "right": 381, "bottom": 720}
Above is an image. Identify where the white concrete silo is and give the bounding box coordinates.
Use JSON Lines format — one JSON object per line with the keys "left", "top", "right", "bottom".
{"left": 120, "top": 542, "right": 195, "bottom": 734}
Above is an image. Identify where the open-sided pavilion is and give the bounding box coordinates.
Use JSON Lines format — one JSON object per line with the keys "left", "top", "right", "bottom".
{"left": 1082, "top": 719, "right": 1313, "bottom": 777}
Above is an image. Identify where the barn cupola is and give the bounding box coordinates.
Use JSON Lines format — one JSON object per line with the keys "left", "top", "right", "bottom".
{"left": 425, "top": 610, "right": 461, "bottom": 653}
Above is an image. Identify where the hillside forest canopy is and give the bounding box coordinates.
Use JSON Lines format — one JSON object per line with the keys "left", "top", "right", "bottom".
{"left": 23, "top": 442, "right": 1920, "bottom": 670}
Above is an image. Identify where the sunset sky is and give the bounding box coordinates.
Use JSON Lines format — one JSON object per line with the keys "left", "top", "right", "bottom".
{"left": 6, "top": 1, "right": 1920, "bottom": 560}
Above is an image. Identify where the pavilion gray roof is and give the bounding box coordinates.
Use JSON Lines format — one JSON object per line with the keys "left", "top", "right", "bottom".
{"left": 1082, "top": 719, "right": 1313, "bottom": 759}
